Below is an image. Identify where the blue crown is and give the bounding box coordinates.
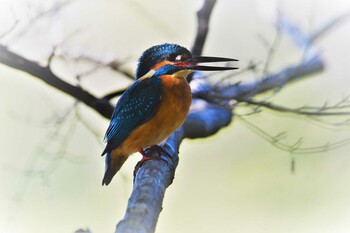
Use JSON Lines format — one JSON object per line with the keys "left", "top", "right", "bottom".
{"left": 136, "top": 43, "right": 192, "bottom": 79}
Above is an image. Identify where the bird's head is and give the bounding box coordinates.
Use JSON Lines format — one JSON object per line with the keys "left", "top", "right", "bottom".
{"left": 136, "top": 43, "right": 238, "bottom": 80}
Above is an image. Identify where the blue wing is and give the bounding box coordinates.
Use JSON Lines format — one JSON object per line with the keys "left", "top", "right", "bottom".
{"left": 101, "top": 77, "right": 162, "bottom": 155}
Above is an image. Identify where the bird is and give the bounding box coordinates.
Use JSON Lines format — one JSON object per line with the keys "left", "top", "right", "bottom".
{"left": 101, "top": 43, "right": 237, "bottom": 185}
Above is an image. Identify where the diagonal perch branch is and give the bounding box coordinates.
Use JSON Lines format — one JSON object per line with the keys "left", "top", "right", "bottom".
{"left": 114, "top": 98, "right": 233, "bottom": 232}
{"left": 115, "top": 129, "right": 183, "bottom": 233}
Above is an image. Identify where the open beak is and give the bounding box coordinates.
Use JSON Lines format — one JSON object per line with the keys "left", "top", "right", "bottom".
{"left": 174, "top": 56, "right": 238, "bottom": 71}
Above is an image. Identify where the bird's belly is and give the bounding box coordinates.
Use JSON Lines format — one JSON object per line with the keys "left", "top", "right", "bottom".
{"left": 120, "top": 77, "right": 191, "bottom": 154}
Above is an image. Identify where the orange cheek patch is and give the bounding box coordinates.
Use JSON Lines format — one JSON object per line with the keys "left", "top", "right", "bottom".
{"left": 151, "top": 61, "right": 173, "bottom": 70}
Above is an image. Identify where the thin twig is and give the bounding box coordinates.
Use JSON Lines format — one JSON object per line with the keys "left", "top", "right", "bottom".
{"left": 261, "top": 28, "right": 281, "bottom": 76}
{"left": 310, "top": 12, "right": 350, "bottom": 43}
{"left": 237, "top": 115, "right": 350, "bottom": 154}
{"left": 0, "top": 16, "right": 18, "bottom": 39}
{"left": 239, "top": 98, "right": 350, "bottom": 116}
{"left": 72, "top": 53, "right": 134, "bottom": 80}
{"left": 12, "top": 0, "right": 74, "bottom": 41}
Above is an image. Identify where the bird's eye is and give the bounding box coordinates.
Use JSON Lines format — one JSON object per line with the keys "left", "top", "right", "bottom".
{"left": 175, "top": 55, "right": 182, "bottom": 61}
{"left": 167, "top": 53, "right": 179, "bottom": 61}
{"left": 168, "top": 53, "right": 187, "bottom": 62}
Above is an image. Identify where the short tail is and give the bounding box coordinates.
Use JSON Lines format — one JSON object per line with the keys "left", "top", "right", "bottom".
{"left": 102, "top": 167, "right": 116, "bottom": 186}
{"left": 102, "top": 152, "right": 128, "bottom": 186}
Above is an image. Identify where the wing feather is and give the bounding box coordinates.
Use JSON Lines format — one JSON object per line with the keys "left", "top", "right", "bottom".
{"left": 102, "top": 77, "right": 162, "bottom": 155}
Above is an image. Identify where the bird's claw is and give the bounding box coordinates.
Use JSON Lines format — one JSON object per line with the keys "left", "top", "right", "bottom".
{"left": 147, "top": 145, "right": 174, "bottom": 161}
{"left": 133, "top": 145, "right": 174, "bottom": 181}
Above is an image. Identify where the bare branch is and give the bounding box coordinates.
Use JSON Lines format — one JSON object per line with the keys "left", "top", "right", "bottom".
{"left": 261, "top": 28, "right": 281, "bottom": 75}
{"left": 238, "top": 98, "right": 350, "bottom": 116}
{"left": 47, "top": 45, "right": 58, "bottom": 69}
{"left": 12, "top": 0, "right": 74, "bottom": 41}
{"left": 0, "top": 45, "right": 114, "bottom": 119}
{"left": 116, "top": 128, "right": 183, "bottom": 233}
{"left": 183, "top": 98, "right": 233, "bottom": 138}
{"left": 310, "top": 12, "right": 350, "bottom": 43}
{"left": 194, "top": 55, "right": 324, "bottom": 104}
{"left": 216, "top": 11, "right": 330, "bottom": 100}
{"left": 211, "top": 60, "right": 260, "bottom": 90}
{"left": 238, "top": 115, "right": 350, "bottom": 154}
{"left": 191, "top": 0, "right": 216, "bottom": 56}
{"left": 102, "top": 89, "right": 128, "bottom": 100}
{"left": 68, "top": 53, "right": 134, "bottom": 80}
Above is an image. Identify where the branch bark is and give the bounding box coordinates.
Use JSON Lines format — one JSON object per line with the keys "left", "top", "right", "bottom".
{"left": 115, "top": 129, "right": 183, "bottom": 233}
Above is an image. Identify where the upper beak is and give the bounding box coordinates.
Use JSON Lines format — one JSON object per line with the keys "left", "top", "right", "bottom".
{"left": 174, "top": 56, "right": 238, "bottom": 71}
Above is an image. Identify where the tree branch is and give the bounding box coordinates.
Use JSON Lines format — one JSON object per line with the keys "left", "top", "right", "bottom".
{"left": 187, "top": 0, "right": 216, "bottom": 83}
{"left": 114, "top": 97, "right": 234, "bottom": 233}
{"left": 238, "top": 98, "right": 350, "bottom": 116}
{"left": 115, "top": 128, "right": 183, "bottom": 233}
{"left": 0, "top": 45, "right": 114, "bottom": 118}
{"left": 237, "top": 115, "right": 350, "bottom": 154}
{"left": 191, "top": 0, "right": 216, "bottom": 56}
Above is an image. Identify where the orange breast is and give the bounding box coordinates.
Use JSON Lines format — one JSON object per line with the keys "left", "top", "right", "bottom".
{"left": 118, "top": 75, "right": 192, "bottom": 154}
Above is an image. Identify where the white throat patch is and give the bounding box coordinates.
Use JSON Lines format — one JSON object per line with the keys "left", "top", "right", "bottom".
{"left": 139, "top": 69, "right": 156, "bottom": 81}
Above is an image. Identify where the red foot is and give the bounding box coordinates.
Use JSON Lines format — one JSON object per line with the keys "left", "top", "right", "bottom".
{"left": 133, "top": 146, "right": 173, "bottom": 179}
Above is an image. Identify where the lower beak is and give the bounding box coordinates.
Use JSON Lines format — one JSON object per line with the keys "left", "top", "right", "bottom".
{"left": 174, "top": 56, "right": 238, "bottom": 71}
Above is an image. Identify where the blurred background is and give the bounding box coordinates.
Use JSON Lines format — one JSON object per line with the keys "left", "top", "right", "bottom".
{"left": 1, "top": 0, "right": 350, "bottom": 233}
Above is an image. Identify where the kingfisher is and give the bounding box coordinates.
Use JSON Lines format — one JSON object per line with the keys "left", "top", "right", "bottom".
{"left": 101, "top": 43, "right": 237, "bottom": 185}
